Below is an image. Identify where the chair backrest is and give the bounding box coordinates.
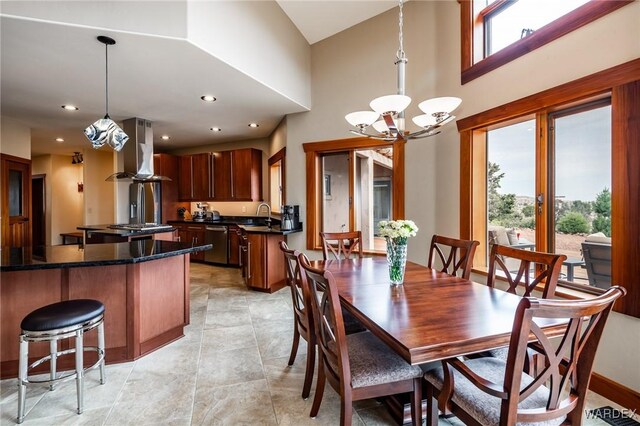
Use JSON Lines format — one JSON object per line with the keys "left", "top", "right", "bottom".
{"left": 500, "top": 286, "right": 625, "bottom": 424}
{"left": 320, "top": 231, "right": 363, "bottom": 260}
{"left": 581, "top": 242, "right": 612, "bottom": 289}
{"left": 487, "top": 245, "right": 566, "bottom": 299}
{"left": 279, "top": 241, "right": 313, "bottom": 336}
{"left": 298, "top": 253, "right": 351, "bottom": 390}
{"left": 427, "top": 235, "right": 479, "bottom": 279}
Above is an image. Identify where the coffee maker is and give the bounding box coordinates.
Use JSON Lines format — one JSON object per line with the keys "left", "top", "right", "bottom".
{"left": 280, "top": 205, "right": 300, "bottom": 231}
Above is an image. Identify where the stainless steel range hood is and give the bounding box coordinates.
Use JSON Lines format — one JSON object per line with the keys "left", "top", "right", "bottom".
{"left": 105, "top": 118, "right": 171, "bottom": 181}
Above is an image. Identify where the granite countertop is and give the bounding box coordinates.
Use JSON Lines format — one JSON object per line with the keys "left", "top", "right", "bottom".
{"left": 77, "top": 224, "right": 176, "bottom": 237}
{"left": 236, "top": 224, "right": 303, "bottom": 235}
{"left": 1, "top": 241, "right": 212, "bottom": 272}
{"left": 168, "top": 216, "right": 303, "bottom": 235}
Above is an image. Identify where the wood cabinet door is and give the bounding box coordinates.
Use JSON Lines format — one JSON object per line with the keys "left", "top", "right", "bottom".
{"left": 228, "top": 226, "right": 240, "bottom": 266}
{"left": 231, "top": 149, "right": 253, "bottom": 200}
{"left": 246, "top": 233, "right": 265, "bottom": 288}
{"left": 1, "top": 155, "right": 32, "bottom": 248}
{"left": 192, "top": 153, "right": 212, "bottom": 200}
{"left": 178, "top": 156, "right": 193, "bottom": 200}
{"left": 213, "top": 151, "right": 232, "bottom": 200}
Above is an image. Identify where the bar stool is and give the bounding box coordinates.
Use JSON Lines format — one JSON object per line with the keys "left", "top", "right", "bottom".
{"left": 17, "top": 299, "right": 106, "bottom": 424}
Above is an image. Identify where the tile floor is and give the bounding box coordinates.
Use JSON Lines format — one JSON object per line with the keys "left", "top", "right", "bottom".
{"left": 0, "top": 263, "right": 627, "bottom": 425}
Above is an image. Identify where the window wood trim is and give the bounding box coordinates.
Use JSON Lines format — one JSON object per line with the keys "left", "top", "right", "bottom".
{"left": 303, "top": 137, "right": 405, "bottom": 251}
{"left": 460, "top": 0, "right": 633, "bottom": 85}
{"left": 459, "top": 59, "right": 640, "bottom": 317}
{"left": 268, "top": 148, "right": 286, "bottom": 208}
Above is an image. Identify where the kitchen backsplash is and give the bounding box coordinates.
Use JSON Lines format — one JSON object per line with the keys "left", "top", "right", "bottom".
{"left": 189, "top": 201, "right": 265, "bottom": 216}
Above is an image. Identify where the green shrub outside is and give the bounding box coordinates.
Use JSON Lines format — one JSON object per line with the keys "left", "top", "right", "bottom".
{"left": 556, "top": 212, "right": 590, "bottom": 234}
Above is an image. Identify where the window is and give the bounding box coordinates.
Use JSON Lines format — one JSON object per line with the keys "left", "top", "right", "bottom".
{"left": 460, "top": 0, "right": 632, "bottom": 84}
{"left": 268, "top": 148, "right": 285, "bottom": 213}
{"left": 304, "top": 138, "right": 405, "bottom": 254}
{"left": 458, "top": 59, "right": 640, "bottom": 317}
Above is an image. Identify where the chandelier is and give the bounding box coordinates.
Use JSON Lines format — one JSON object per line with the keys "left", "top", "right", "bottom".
{"left": 345, "top": 0, "right": 461, "bottom": 142}
{"left": 84, "top": 36, "right": 129, "bottom": 151}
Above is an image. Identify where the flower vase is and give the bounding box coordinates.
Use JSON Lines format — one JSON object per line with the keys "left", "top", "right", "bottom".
{"left": 386, "top": 237, "right": 408, "bottom": 285}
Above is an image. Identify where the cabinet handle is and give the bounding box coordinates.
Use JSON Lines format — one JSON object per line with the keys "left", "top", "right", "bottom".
{"left": 239, "top": 244, "right": 243, "bottom": 267}
{"left": 247, "top": 241, "right": 251, "bottom": 279}
{"left": 210, "top": 154, "right": 215, "bottom": 199}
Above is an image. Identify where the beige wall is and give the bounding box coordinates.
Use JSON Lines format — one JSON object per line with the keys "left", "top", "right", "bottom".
{"left": 283, "top": 1, "right": 640, "bottom": 392}
{"left": 0, "top": 116, "right": 31, "bottom": 159}
{"left": 269, "top": 117, "right": 287, "bottom": 157}
{"left": 83, "top": 149, "right": 115, "bottom": 225}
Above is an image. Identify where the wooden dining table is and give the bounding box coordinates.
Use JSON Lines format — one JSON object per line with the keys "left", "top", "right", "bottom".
{"left": 309, "top": 256, "right": 562, "bottom": 366}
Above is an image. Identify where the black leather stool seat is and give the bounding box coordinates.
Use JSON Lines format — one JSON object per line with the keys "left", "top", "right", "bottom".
{"left": 21, "top": 299, "right": 105, "bottom": 332}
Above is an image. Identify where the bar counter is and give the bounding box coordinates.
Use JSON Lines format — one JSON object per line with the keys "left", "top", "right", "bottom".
{"left": 0, "top": 241, "right": 210, "bottom": 378}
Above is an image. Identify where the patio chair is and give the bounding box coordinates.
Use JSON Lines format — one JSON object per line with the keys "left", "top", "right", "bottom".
{"left": 581, "top": 241, "right": 611, "bottom": 289}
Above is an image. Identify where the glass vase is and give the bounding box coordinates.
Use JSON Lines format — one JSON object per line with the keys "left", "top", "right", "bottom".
{"left": 386, "top": 238, "right": 408, "bottom": 285}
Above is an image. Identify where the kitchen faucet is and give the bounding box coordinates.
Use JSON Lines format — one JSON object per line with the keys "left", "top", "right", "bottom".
{"left": 256, "top": 202, "right": 272, "bottom": 228}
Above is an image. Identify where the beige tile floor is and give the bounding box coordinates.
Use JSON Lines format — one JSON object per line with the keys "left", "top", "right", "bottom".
{"left": 0, "top": 263, "right": 629, "bottom": 425}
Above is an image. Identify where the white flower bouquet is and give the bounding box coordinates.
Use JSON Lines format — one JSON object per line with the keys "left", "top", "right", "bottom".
{"left": 378, "top": 220, "right": 419, "bottom": 243}
{"left": 378, "top": 220, "right": 418, "bottom": 285}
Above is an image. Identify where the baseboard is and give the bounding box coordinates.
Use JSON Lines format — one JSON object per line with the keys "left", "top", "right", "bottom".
{"left": 590, "top": 372, "right": 640, "bottom": 412}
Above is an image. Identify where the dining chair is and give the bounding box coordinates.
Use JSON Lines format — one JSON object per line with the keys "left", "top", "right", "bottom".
{"left": 298, "top": 253, "right": 423, "bottom": 426}
{"left": 427, "top": 235, "right": 480, "bottom": 279}
{"left": 487, "top": 244, "right": 566, "bottom": 299}
{"left": 279, "top": 241, "right": 315, "bottom": 400}
{"left": 320, "top": 231, "right": 363, "bottom": 260}
{"left": 424, "top": 286, "right": 626, "bottom": 426}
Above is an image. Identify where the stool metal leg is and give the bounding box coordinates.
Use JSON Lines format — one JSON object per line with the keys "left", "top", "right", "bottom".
{"left": 75, "top": 330, "right": 84, "bottom": 415}
{"left": 49, "top": 339, "right": 57, "bottom": 391}
{"left": 17, "top": 335, "right": 28, "bottom": 424}
{"left": 97, "top": 321, "right": 106, "bottom": 385}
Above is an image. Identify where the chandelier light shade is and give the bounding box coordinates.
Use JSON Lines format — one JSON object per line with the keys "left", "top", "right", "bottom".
{"left": 345, "top": 0, "right": 461, "bottom": 141}
{"left": 84, "top": 35, "right": 129, "bottom": 152}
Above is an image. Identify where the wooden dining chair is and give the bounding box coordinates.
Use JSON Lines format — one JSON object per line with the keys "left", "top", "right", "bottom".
{"left": 487, "top": 244, "right": 566, "bottom": 299}
{"left": 320, "top": 231, "right": 363, "bottom": 260}
{"left": 424, "top": 286, "right": 626, "bottom": 426}
{"left": 298, "top": 253, "right": 423, "bottom": 426}
{"left": 279, "top": 241, "right": 315, "bottom": 399}
{"left": 427, "top": 235, "right": 479, "bottom": 279}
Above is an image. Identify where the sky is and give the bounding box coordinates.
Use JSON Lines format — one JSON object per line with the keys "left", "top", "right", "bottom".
{"left": 488, "top": 105, "right": 611, "bottom": 202}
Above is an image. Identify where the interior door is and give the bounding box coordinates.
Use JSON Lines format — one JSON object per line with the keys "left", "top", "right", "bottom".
{"left": 31, "top": 174, "right": 46, "bottom": 247}
{"left": 1, "top": 154, "right": 32, "bottom": 248}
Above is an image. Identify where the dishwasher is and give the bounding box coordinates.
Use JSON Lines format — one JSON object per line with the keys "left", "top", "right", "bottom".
{"left": 204, "top": 225, "right": 228, "bottom": 264}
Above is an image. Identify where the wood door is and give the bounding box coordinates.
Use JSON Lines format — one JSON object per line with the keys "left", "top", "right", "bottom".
{"left": 1, "top": 154, "right": 32, "bottom": 248}
{"left": 231, "top": 149, "right": 253, "bottom": 200}
{"left": 246, "top": 233, "right": 265, "bottom": 288}
{"left": 192, "top": 153, "right": 211, "bottom": 200}
{"left": 213, "top": 151, "right": 232, "bottom": 200}
{"left": 177, "top": 155, "right": 193, "bottom": 200}
{"left": 31, "top": 174, "right": 46, "bottom": 247}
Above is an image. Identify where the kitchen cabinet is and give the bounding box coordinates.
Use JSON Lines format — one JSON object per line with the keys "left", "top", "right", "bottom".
{"left": 213, "top": 152, "right": 232, "bottom": 200}
{"left": 154, "top": 153, "right": 188, "bottom": 222}
{"left": 228, "top": 225, "right": 240, "bottom": 266}
{"left": 241, "top": 230, "right": 285, "bottom": 293}
{"left": 230, "top": 148, "right": 262, "bottom": 201}
{"left": 178, "top": 153, "right": 213, "bottom": 201}
{"left": 174, "top": 223, "right": 205, "bottom": 261}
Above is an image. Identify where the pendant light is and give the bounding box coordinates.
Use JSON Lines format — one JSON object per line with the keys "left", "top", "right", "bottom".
{"left": 84, "top": 35, "right": 129, "bottom": 151}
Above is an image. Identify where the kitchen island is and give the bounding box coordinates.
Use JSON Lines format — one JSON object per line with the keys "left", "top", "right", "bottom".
{"left": 0, "top": 240, "right": 210, "bottom": 378}
{"left": 78, "top": 223, "right": 177, "bottom": 244}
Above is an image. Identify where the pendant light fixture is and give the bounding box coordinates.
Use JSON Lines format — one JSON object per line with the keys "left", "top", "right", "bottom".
{"left": 84, "top": 35, "right": 129, "bottom": 151}
{"left": 345, "top": 0, "right": 461, "bottom": 141}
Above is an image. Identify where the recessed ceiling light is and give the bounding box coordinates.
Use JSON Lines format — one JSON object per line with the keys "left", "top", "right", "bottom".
{"left": 55, "top": 137, "right": 64, "bottom": 142}
{"left": 161, "top": 135, "right": 170, "bottom": 141}
{"left": 201, "top": 95, "right": 217, "bottom": 102}
{"left": 248, "top": 123, "right": 259, "bottom": 128}
{"left": 210, "top": 127, "right": 222, "bottom": 132}
{"left": 61, "top": 105, "right": 79, "bottom": 111}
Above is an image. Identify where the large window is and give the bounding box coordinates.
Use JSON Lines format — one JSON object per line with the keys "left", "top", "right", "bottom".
{"left": 304, "top": 138, "right": 405, "bottom": 254}
{"left": 458, "top": 60, "right": 640, "bottom": 317}
{"left": 460, "top": 0, "right": 632, "bottom": 83}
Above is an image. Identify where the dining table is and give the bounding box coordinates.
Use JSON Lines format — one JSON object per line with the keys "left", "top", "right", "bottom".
{"left": 309, "top": 256, "right": 565, "bottom": 423}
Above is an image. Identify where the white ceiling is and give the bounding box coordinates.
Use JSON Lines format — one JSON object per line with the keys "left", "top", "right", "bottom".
{"left": 1, "top": 1, "right": 399, "bottom": 157}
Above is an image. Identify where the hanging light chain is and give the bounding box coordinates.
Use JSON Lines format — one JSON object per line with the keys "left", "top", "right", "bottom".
{"left": 104, "top": 41, "right": 109, "bottom": 117}
{"left": 397, "top": 0, "right": 405, "bottom": 61}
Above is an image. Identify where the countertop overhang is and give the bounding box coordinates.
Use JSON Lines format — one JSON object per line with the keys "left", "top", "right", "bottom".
{"left": 1, "top": 241, "right": 212, "bottom": 272}
{"left": 77, "top": 224, "right": 176, "bottom": 237}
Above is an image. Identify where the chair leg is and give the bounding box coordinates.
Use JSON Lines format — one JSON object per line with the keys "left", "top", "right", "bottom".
{"left": 340, "top": 394, "right": 353, "bottom": 426}
{"left": 310, "top": 362, "right": 326, "bottom": 418}
{"left": 17, "top": 335, "right": 28, "bottom": 424}
{"left": 426, "top": 382, "right": 438, "bottom": 426}
{"left": 97, "top": 321, "right": 106, "bottom": 385}
{"left": 301, "top": 339, "right": 315, "bottom": 400}
{"left": 287, "top": 325, "right": 300, "bottom": 366}
{"left": 49, "top": 339, "right": 57, "bottom": 391}
{"left": 75, "top": 330, "right": 84, "bottom": 415}
{"left": 410, "top": 378, "right": 422, "bottom": 426}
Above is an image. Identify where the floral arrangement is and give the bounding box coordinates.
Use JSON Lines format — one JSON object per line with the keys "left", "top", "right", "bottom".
{"left": 378, "top": 220, "right": 419, "bottom": 243}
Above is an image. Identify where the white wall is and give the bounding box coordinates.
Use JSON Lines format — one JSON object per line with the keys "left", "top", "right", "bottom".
{"left": 283, "top": 1, "right": 640, "bottom": 392}
{"left": 0, "top": 116, "right": 31, "bottom": 159}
